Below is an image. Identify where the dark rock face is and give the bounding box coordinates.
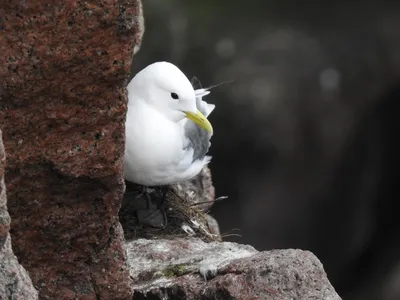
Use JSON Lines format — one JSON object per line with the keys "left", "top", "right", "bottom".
{"left": 0, "top": 1, "right": 142, "bottom": 299}
{"left": 127, "top": 238, "right": 341, "bottom": 300}
{"left": 0, "top": 130, "right": 38, "bottom": 300}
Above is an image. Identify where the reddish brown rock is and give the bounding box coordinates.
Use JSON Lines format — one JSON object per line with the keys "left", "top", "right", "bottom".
{"left": 127, "top": 238, "right": 341, "bottom": 300}
{"left": 0, "top": 130, "right": 38, "bottom": 300}
{"left": 0, "top": 1, "right": 142, "bottom": 299}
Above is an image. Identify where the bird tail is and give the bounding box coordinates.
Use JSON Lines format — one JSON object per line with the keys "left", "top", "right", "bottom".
{"left": 194, "top": 88, "right": 215, "bottom": 117}
{"left": 192, "top": 76, "right": 234, "bottom": 117}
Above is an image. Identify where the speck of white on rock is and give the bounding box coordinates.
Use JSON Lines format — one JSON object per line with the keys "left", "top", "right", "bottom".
{"left": 181, "top": 223, "right": 196, "bottom": 236}
{"left": 199, "top": 261, "right": 218, "bottom": 280}
{"left": 152, "top": 243, "right": 170, "bottom": 252}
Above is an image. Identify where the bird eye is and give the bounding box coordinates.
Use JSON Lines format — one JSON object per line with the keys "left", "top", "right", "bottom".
{"left": 171, "top": 92, "right": 179, "bottom": 100}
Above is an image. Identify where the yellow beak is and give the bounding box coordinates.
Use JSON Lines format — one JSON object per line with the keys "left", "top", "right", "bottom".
{"left": 185, "top": 110, "right": 213, "bottom": 134}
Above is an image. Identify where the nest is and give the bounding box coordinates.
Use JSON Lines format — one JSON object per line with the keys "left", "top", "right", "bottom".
{"left": 119, "top": 167, "right": 221, "bottom": 242}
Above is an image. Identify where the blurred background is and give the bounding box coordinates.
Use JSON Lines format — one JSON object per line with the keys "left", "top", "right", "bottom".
{"left": 131, "top": 1, "right": 400, "bottom": 299}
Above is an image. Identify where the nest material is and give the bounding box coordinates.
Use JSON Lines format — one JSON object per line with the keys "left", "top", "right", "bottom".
{"left": 119, "top": 166, "right": 221, "bottom": 242}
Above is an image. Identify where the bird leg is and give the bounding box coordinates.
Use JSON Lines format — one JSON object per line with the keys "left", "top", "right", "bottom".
{"left": 156, "top": 185, "right": 169, "bottom": 227}
{"left": 135, "top": 185, "right": 168, "bottom": 228}
{"left": 123, "top": 185, "right": 154, "bottom": 211}
{"left": 158, "top": 185, "right": 169, "bottom": 207}
{"left": 136, "top": 186, "right": 157, "bottom": 209}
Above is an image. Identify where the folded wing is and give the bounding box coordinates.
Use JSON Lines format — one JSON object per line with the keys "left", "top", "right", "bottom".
{"left": 182, "top": 77, "right": 215, "bottom": 162}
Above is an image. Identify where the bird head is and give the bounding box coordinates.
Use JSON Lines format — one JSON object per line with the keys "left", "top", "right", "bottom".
{"left": 128, "top": 61, "right": 213, "bottom": 134}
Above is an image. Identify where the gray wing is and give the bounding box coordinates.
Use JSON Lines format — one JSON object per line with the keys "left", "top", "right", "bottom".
{"left": 183, "top": 77, "right": 215, "bottom": 162}
{"left": 184, "top": 121, "right": 210, "bottom": 162}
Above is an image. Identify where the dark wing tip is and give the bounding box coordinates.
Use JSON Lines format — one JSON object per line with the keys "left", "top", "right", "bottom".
{"left": 191, "top": 76, "right": 203, "bottom": 90}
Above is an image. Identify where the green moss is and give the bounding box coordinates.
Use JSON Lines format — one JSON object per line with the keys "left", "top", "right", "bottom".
{"left": 162, "top": 264, "right": 189, "bottom": 278}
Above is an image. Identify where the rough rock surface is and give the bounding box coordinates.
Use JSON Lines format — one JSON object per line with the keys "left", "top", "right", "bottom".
{"left": 0, "top": 130, "right": 38, "bottom": 300}
{"left": 0, "top": 1, "right": 142, "bottom": 299}
{"left": 127, "top": 238, "right": 341, "bottom": 300}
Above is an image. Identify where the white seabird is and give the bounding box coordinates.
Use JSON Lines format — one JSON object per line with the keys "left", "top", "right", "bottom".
{"left": 124, "top": 61, "right": 215, "bottom": 186}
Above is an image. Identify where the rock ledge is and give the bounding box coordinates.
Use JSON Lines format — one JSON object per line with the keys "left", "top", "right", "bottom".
{"left": 127, "top": 238, "right": 341, "bottom": 300}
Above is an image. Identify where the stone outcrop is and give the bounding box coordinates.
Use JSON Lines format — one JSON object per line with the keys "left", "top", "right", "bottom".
{"left": 128, "top": 238, "right": 341, "bottom": 300}
{"left": 0, "top": 130, "right": 38, "bottom": 300}
{"left": 0, "top": 1, "right": 142, "bottom": 299}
